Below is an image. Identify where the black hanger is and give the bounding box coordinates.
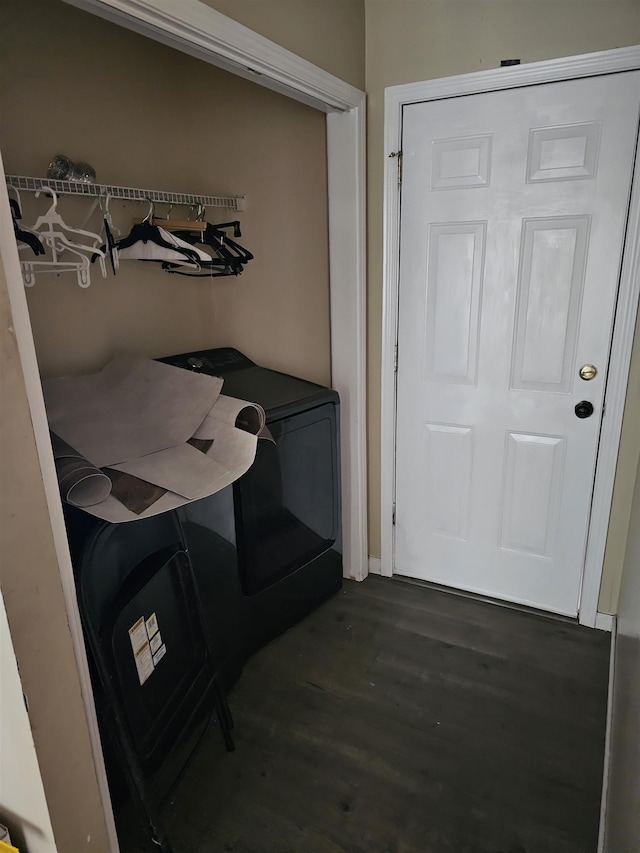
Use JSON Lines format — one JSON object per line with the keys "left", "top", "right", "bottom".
{"left": 10, "top": 198, "right": 46, "bottom": 256}
{"left": 92, "top": 220, "right": 201, "bottom": 268}
{"left": 207, "top": 221, "right": 254, "bottom": 263}
{"left": 209, "top": 222, "right": 254, "bottom": 264}
{"left": 173, "top": 221, "right": 253, "bottom": 272}
{"left": 210, "top": 220, "right": 243, "bottom": 238}
{"left": 162, "top": 262, "right": 241, "bottom": 278}
{"left": 114, "top": 221, "right": 202, "bottom": 265}
{"left": 103, "top": 217, "right": 117, "bottom": 275}
{"left": 173, "top": 229, "right": 244, "bottom": 274}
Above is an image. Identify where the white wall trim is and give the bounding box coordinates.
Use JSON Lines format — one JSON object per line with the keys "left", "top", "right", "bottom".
{"left": 385, "top": 45, "right": 640, "bottom": 106}
{"left": 10, "top": 0, "right": 368, "bottom": 844}
{"left": 598, "top": 616, "right": 617, "bottom": 852}
{"left": 381, "top": 45, "right": 640, "bottom": 623}
{"left": 0, "top": 156, "right": 119, "bottom": 851}
{"left": 63, "top": 0, "right": 363, "bottom": 113}
{"left": 580, "top": 121, "right": 640, "bottom": 626}
{"left": 380, "top": 87, "right": 404, "bottom": 580}
{"left": 369, "top": 556, "right": 382, "bottom": 575}
{"left": 327, "top": 100, "right": 369, "bottom": 582}
{"left": 595, "top": 612, "right": 615, "bottom": 633}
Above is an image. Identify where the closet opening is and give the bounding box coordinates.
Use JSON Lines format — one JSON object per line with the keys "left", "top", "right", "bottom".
{"left": 0, "top": 1, "right": 365, "bottom": 850}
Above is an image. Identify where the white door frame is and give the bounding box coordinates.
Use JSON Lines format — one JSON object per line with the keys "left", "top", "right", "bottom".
{"left": 381, "top": 46, "right": 640, "bottom": 629}
{"left": 5, "top": 2, "right": 367, "bottom": 850}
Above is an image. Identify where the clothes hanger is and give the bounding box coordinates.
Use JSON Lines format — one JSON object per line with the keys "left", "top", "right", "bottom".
{"left": 133, "top": 203, "right": 207, "bottom": 233}
{"left": 161, "top": 207, "right": 244, "bottom": 276}
{"left": 29, "top": 187, "right": 106, "bottom": 248}
{"left": 162, "top": 242, "right": 245, "bottom": 277}
{"left": 172, "top": 230, "right": 244, "bottom": 271}
{"left": 162, "top": 260, "right": 240, "bottom": 278}
{"left": 165, "top": 236, "right": 245, "bottom": 276}
{"left": 172, "top": 219, "right": 253, "bottom": 274}
{"left": 26, "top": 187, "right": 107, "bottom": 282}
{"left": 209, "top": 220, "right": 243, "bottom": 238}
{"left": 8, "top": 185, "right": 45, "bottom": 255}
{"left": 214, "top": 231, "right": 254, "bottom": 265}
{"left": 21, "top": 238, "right": 98, "bottom": 288}
{"left": 99, "top": 194, "right": 119, "bottom": 274}
{"left": 8, "top": 190, "right": 46, "bottom": 256}
{"left": 28, "top": 188, "right": 107, "bottom": 260}
{"left": 205, "top": 221, "right": 254, "bottom": 264}
{"left": 114, "top": 199, "right": 208, "bottom": 268}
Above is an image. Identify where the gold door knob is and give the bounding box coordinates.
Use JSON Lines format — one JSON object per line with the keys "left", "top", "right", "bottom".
{"left": 579, "top": 364, "right": 598, "bottom": 381}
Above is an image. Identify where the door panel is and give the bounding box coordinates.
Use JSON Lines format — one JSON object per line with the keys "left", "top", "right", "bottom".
{"left": 511, "top": 217, "right": 589, "bottom": 393}
{"left": 499, "top": 431, "right": 565, "bottom": 558}
{"left": 395, "top": 72, "right": 640, "bottom": 615}
{"left": 425, "top": 222, "right": 485, "bottom": 384}
{"left": 423, "top": 422, "right": 474, "bottom": 540}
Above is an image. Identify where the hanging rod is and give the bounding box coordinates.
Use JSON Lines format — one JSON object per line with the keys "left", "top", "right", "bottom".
{"left": 5, "top": 175, "right": 246, "bottom": 212}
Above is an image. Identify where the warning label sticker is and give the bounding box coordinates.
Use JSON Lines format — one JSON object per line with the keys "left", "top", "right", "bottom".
{"left": 129, "top": 615, "right": 166, "bottom": 685}
{"left": 146, "top": 612, "right": 159, "bottom": 639}
{"left": 129, "top": 617, "right": 154, "bottom": 686}
{"left": 152, "top": 644, "right": 167, "bottom": 666}
{"left": 149, "top": 631, "right": 163, "bottom": 655}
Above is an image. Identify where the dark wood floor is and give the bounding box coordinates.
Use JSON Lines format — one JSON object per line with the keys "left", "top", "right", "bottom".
{"left": 121, "top": 575, "right": 611, "bottom": 853}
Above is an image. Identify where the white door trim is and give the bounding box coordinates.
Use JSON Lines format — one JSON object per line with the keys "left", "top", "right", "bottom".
{"left": 0, "top": 157, "right": 119, "bottom": 850}
{"left": 381, "top": 46, "right": 640, "bottom": 627}
{"left": 6, "top": 3, "right": 367, "bottom": 850}
{"left": 64, "top": 0, "right": 364, "bottom": 112}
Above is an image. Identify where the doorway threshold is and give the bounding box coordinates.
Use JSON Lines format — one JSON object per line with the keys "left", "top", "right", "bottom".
{"left": 389, "top": 572, "right": 579, "bottom": 626}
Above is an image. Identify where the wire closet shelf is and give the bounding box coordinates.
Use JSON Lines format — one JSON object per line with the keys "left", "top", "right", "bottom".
{"left": 5, "top": 175, "right": 246, "bottom": 211}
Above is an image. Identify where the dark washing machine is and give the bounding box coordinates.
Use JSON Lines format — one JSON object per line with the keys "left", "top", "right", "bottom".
{"left": 159, "top": 347, "right": 343, "bottom": 656}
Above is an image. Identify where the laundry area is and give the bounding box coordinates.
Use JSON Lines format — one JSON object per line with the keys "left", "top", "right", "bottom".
{"left": 3, "top": 1, "right": 640, "bottom": 852}
{"left": 0, "top": 0, "right": 350, "bottom": 850}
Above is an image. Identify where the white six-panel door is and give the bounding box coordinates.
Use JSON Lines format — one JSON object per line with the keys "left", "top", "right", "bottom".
{"left": 395, "top": 72, "right": 640, "bottom": 616}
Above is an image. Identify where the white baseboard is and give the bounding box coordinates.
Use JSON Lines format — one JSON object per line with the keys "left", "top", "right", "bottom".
{"left": 598, "top": 615, "right": 617, "bottom": 852}
{"left": 596, "top": 612, "right": 615, "bottom": 632}
{"left": 368, "top": 556, "right": 382, "bottom": 575}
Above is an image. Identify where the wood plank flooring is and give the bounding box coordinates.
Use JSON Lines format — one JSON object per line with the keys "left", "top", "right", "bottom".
{"left": 119, "top": 576, "right": 610, "bottom": 853}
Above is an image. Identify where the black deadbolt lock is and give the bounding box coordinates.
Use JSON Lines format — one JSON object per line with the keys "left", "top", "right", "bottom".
{"left": 575, "top": 400, "right": 594, "bottom": 419}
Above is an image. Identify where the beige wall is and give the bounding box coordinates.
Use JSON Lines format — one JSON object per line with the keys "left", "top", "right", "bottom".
{"left": 365, "top": 0, "right": 640, "bottom": 614}
{"left": 1, "top": 0, "right": 331, "bottom": 386}
{"left": 0, "top": 590, "right": 57, "bottom": 853}
{"left": 0, "top": 237, "right": 110, "bottom": 849}
{"left": 605, "top": 454, "right": 640, "bottom": 849}
{"left": 599, "top": 315, "right": 640, "bottom": 612}
{"left": 202, "top": 0, "right": 365, "bottom": 90}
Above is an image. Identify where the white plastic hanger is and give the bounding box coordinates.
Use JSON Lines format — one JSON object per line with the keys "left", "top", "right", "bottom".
{"left": 23, "top": 187, "right": 107, "bottom": 287}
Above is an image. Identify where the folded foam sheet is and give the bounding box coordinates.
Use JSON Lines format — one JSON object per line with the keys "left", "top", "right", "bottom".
{"left": 50, "top": 433, "right": 112, "bottom": 508}
{"left": 192, "top": 394, "right": 266, "bottom": 437}
{"left": 43, "top": 355, "right": 266, "bottom": 523}
{"left": 42, "top": 355, "right": 223, "bottom": 468}
{"left": 109, "top": 443, "right": 228, "bottom": 500}
{"left": 78, "top": 409, "right": 262, "bottom": 523}
{"left": 108, "top": 394, "right": 265, "bottom": 499}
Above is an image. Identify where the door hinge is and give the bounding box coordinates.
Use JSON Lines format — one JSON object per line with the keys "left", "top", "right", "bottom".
{"left": 394, "top": 343, "right": 399, "bottom": 373}
{"left": 389, "top": 150, "right": 403, "bottom": 185}
{"left": 392, "top": 502, "right": 396, "bottom": 525}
